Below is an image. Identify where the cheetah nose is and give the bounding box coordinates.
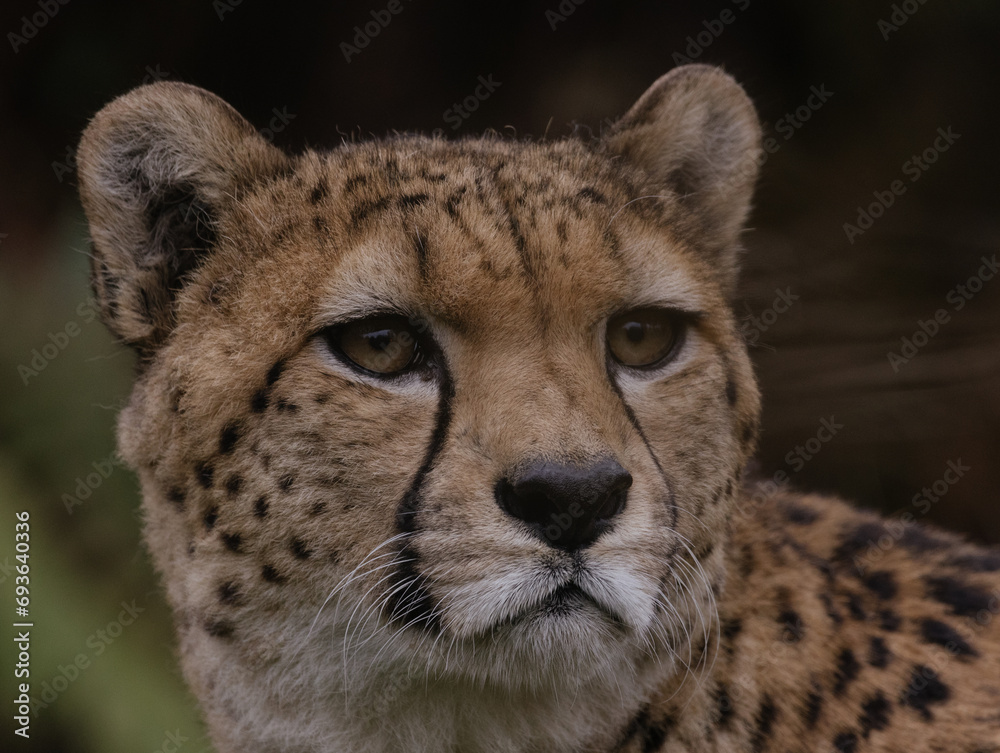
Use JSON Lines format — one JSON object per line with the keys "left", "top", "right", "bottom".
{"left": 495, "top": 458, "right": 632, "bottom": 551}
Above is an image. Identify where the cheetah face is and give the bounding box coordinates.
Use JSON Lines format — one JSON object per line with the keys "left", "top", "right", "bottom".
{"left": 78, "top": 66, "right": 762, "bottom": 697}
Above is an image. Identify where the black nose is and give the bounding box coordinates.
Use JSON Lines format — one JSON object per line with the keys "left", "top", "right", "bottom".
{"left": 495, "top": 458, "right": 632, "bottom": 551}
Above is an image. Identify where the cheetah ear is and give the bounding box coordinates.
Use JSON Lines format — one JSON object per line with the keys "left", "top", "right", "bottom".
{"left": 77, "top": 81, "right": 290, "bottom": 352}
{"left": 604, "top": 65, "right": 762, "bottom": 294}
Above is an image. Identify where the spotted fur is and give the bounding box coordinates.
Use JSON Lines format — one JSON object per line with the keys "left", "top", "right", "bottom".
{"left": 76, "top": 66, "right": 1000, "bottom": 753}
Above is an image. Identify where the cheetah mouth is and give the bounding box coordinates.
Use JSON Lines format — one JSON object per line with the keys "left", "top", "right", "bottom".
{"left": 438, "top": 559, "right": 655, "bottom": 639}
{"left": 498, "top": 581, "right": 628, "bottom": 632}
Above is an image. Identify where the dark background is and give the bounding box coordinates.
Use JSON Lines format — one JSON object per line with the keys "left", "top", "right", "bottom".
{"left": 1, "top": 1, "right": 998, "bottom": 751}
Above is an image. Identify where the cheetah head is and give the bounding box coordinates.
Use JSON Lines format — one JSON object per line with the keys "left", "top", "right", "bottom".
{"left": 78, "top": 65, "right": 762, "bottom": 751}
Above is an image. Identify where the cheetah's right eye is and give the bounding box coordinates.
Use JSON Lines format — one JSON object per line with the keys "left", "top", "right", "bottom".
{"left": 322, "top": 314, "right": 423, "bottom": 376}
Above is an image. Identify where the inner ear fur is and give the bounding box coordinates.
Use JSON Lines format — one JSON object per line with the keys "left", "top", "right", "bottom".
{"left": 603, "top": 65, "right": 763, "bottom": 295}
{"left": 77, "top": 81, "right": 289, "bottom": 352}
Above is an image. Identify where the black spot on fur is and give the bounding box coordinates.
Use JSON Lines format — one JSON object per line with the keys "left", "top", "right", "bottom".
{"left": 919, "top": 618, "right": 978, "bottom": 657}
{"left": 878, "top": 609, "right": 901, "bottom": 631}
{"left": 863, "top": 571, "right": 898, "bottom": 600}
{"left": 444, "top": 186, "right": 466, "bottom": 218}
{"left": 833, "top": 648, "right": 860, "bottom": 696}
{"left": 167, "top": 487, "right": 185, "bottom": 509}
{"left": 204, "top": 619, "right": 234, "bottom": 639}
{"left": 225, "top": 475, "right": 243, "bottom": 497}
{"left": 577, "top": 186, "right": 608, "bottom": 204}
{"left": 899, "top": 665, "right": 950, "bottom": 720}
{"left": 820, "top": 592, "right": 843, "bottom": 625}
{"left": 195, "top": 461, "right": 214, "bottom": 489}
{"left": 616, "top": 705, "right": 672, "bottom": 752}
{"left": 641, "top": 722, "right": 669, "bottom": 753}
{"left": 721, "top": 617, "right": 743, "bottom": 643}
{"left": 413, "top": 229, "right": 429, "bottom": 280}
{"left": 846, "top": 593, "right": 868, "bottom": 621}
{"left": 750, "top": 696, "right": 777, "bottom": 753}
{"left": 725, "top": 378, "right": 737, "bottom": 406}
{"left": 219, "top": 422, "right": 241, "bottom": 454}
{"left": 778, "top": 608, "right": 805, "bottom": 643}
{"left": 221, "top": 532, "right": 242, "bottom": 553}
{"left": 261, "top": 564, "right": 284, "bottom": 583}
{"left": 859, "top": 692, "right": 892, "bottom": 736}
{"left": 309, "top": 178, "right": 328, "bottom": 205}
{"left": 925, "top": 576, "right": 993, "bottom": 617}
{"left": 803, "top": 683, "right": 823, "bottom": 727}
{"left": 782, "top": 503, "right": 818, "bottom": 525}
{"left": 290, "top": 538, "right": 311, "bottom": 559}
{"left": 266, "top": 359, "right": 286, "bottom": 387}
{"left": 715, "top": 684, "right": 734, "bottom": 727}
{"left": 343, "top": 173, "right": 368, "bottom": 194}
{"left": 218, "top": 581, "right": 241, "bottom": 605}
{"left": 868, "top": 636, "right": 891, "bottom": 668}
{"left": 899, "top": 526, "right": 950, "bottom": 553}
{"left": 275, "top": 398, "right": 298, "bottom": 413}
{"left": 946, "top": 551, "right": 1000, "bottom": 572}
{"left": 833, "top": 522, "right": 887, "bottom": 562}
{"left": 250, "top": 388, "right": 269, "bottom": 413}
{"left": 253, "top": 496, "right": 269, "bottom": 517}
{"left": 279, "top": 474, "right": 294, "bottom": 492}
{"left": 309, "top": 501, "right": 326, "bottom": 516}
{"left": 833, "top": 731, "right": 858, "bottom": 753}
{"left": 349, "top": 195, "right": 391, "bottom": 226}
{"left": 398, "top": 193, "right": 429, "bottom": 210}
{"left": 204, "top": 506, "right": 218, "bottom": 530}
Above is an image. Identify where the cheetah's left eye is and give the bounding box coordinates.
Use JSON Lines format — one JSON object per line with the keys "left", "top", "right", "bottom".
{"left": 606, "top": 308, "right": 685, "bottom": 369}
{"left": 322, "top": 314, "right": 423, "bottom": 376}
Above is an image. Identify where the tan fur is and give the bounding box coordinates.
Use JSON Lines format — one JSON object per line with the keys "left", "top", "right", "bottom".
{"left": 76, "top": 66, "right": 1000, "bottom": 752}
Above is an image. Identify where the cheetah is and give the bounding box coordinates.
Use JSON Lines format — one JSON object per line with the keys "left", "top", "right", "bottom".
{"left": 76, "top": 65, "right": 1000, "bottom": 752}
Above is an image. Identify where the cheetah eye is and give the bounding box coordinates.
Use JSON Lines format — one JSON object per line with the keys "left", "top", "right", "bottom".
{"left": 606, "top": 308, "right": 685, "bottom": 369}
{"left": 323, "top": 314, "right": 423, "bottom": 376}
